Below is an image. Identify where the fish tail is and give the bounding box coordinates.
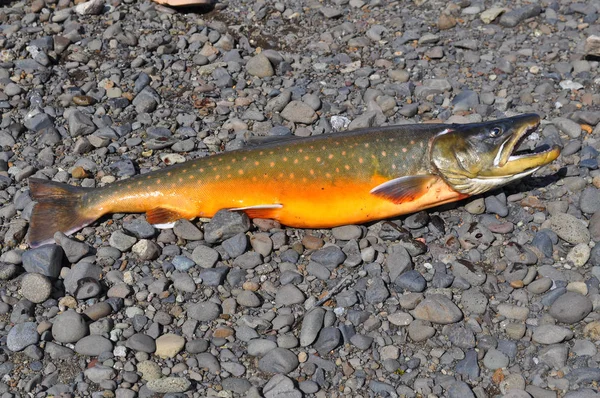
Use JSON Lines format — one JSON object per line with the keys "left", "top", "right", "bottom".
{"left": 28, "top": 178, "right": 100, "bottom": 248}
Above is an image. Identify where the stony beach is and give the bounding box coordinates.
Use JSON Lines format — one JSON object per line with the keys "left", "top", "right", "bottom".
{"left": 1, "top": 0, "right": 600, "bottom": 397}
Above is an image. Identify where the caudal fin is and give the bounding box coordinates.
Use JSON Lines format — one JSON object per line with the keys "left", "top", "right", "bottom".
{"left": 28, "top": 178, "right": 98, "bottom": 248}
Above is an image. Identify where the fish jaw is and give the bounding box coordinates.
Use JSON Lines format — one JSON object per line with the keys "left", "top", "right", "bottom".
{"left": 431, "top": 114, "right": 562, "bottom": 195}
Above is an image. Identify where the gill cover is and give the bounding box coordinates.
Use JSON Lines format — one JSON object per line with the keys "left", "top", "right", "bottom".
{"left": 430, "top": 114, "right": 560, "bottom": 195}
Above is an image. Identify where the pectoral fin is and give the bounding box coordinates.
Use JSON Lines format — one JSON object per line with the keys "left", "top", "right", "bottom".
{"left": 230, "top": 204, "right": 283, "bottom": 220}
{"left": 370, "top": 175, "right": 439, "bottom": 204}
{"left": 146, "top": 207, "right": 191, "bottom": 226}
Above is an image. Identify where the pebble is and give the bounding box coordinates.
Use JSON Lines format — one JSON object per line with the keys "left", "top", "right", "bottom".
{"left": 22, "top": 245, "right": 64, "bottom": 278}
{"left": 52, "top": 310, "right": 88, "bottom": 343}
{"left": 545, "top": 213, "right": 591, "bottom": 245}
{"left": 413, "top": 295, "right": 463, "bottom": 324}
{"left": 20, "top": 273, "right": 52, "bottom": 303}
{"left": 258, "top": 348, "right": 299, "bottom": 374}
{"left": 146, "top": 377, "right": 191, "bottom": 393}
{"left": 187, "top": 302, "right": 221, "bottom": 322}
{"left": 7, "top": 322, "right": 39, "bottom": 352}
{"left": 74, "top": 335, "right": 113, "bottom": 356}
{"left": 154, "top": 334, "right": 185, "bottom": 358}
{"left": 275, "top": 284, "right": 305, "bottom": 305}
{"left": 532, "top": 325, "right": 574, "bottom": 344}
{"left": 204, "top": 210, "right": 251, "bottom": 244}
{"left": 246, "top": 54, "right": 274, "bottom": 78}
{"left": 280, "top": 101, "right": 318, "bottom": 124}
{"left": 549, "top": 292, "right": 592, "bottom": 324}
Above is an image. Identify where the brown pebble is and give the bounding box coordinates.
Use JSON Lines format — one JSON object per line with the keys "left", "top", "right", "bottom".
{"left": 72, "top": 95, "right": 96, "bottom": 106}
{"left": 510, "top": 280, "right": 524, "bottom": 289}
{"left": 37, "top": 320, "right": 52, "bottom": 334}
{"left": 302, "top": 235, "right": 324, "bottom": 250}
{"left": 59, "top": 296, "right": 78, "bottom": 309}
{"left": 213, "top": 326, "right": 234, "bottom": 338}
{"left": 520, "top": 195, "right": 546, "bottom": 210}
{"left": 71, "top": 166, "right": 89, "bottom": 179}
{"left": 253, "top": 218, "right": 281, "bottom": 231}
{"left": 30, "top": 0, "right": 44, "bottom": 12}
{"left": 84, "top": 302, "right": 113, "bottom": 320}
{"left": 438, "top": 14, "right": 457, "bottom": 30}
{"left": 243, "top": 281, "right": 260, "bottom": 291}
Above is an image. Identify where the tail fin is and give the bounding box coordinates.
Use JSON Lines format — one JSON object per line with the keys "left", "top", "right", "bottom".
{"left": 28, "top": 178, "right": 98, "bottom": 248}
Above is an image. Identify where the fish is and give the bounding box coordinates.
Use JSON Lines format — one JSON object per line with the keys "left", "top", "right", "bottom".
{"left": 27, "top": 113, "right": 560, "bottom": 248}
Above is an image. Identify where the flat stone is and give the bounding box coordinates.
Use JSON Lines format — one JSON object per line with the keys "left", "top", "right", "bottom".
{"left": 146, "top": 377, "right": 191, "bottom": 393}
{"left": 258, "top": 348, "right": 299, "bottom": 374}
{"left": 155, "top": 333, "right": 185, "bottom": 358}
{"left": 413, "top": 295, "right": 463, "bottom": 324}
{"left": 74, "top": 335, "right": 113, "bottom": 356}
{"left": 280, "top": 101, "right": 318, "bottom": 124}
{"left": 7, "top": 322, "right": 39, "bottom": 352}
{"left": 52, "top": 310, "right": 88, "bottom": 343}
{"left": 532, "top": 324, "right": 574, "bottom": 344}
{"left": 549, "top": 291, "right": 592, "bottom": 324}
{"left": 544, "top": 213, "right": 590, "bottom": 245}
{"left": 187, "top": 302, "right": 221, "bottom": 322}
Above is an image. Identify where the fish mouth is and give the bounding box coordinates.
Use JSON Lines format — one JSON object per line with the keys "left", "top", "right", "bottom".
{"left": 487, "top": 117, "right": 561, "bottom": 177}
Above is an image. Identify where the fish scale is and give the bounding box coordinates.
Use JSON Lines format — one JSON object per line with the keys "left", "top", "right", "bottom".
{"left": 27, "top": 114, "right": 560, "bottom": 247}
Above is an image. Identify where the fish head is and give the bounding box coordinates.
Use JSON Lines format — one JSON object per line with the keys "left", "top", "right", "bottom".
{"left": 430, "top": 113, "right": 561, "bottom": 195}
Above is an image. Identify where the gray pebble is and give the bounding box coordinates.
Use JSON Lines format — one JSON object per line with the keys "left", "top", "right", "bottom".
{"left": 204, "top": 210, "right": 250, "bottom": 244}
{"left": 53, "top": 231, "right": 93, "bottom": 263}
{"left": 52, "top": 310, "right": 88, "bottom": 343}
{"left": 275, "top": 284, "right": 305, "bottom": 305}
{"left": 7, "top": 322, "right": 39, "bottom": 352}
{"left": 394, "top": 270, "right": 426, "bottom": 292}
{"left": 545, "top": 213, "right": 590, "bottom": 245}
{"left": 173, "top": 220, "right": 203, "bottom": 241}
{"left": 22, "top": 244, "right": 64, "bottom": 278}
{"left": 187, "top": 302, "right": 221, "bottom": 322}
{"left": 258, "top": 348, "right": 299, "bottom": 374}
{"left": 532, "top": 324, "right": 574, "bottom": 344}
{"left": 313, "top": 327, "right": 341, "bottom": 356}
{"left": 549, "top": 291, "right": 592, "bottom": 324}
{"left": 192, "top": 245, "right": 220, "bottom": 268}
{"left": 74, "top": 335, "right": 113, "bottom": 356}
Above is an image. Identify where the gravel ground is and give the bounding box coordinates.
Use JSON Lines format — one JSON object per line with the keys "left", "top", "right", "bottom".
{"left": 1, "top": 0, "right": 600, "bottom": 397}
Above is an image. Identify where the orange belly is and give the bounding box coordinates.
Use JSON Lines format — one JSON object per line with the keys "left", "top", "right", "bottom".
{"left": 173, "top": 176, "right": 466, "bottom": 228}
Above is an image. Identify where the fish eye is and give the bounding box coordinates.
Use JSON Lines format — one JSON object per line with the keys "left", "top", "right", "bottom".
{"left": 489, "top": 127, "right": 502, "bottom": 138}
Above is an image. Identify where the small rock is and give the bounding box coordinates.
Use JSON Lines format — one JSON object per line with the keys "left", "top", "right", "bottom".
{"left": 549, "top": 292, "right": 592, "bottom": 324}
{"left": 280, "top": 101, "right": 318, "bottom": 124}
{"left": 246, "top": 54, "right": 274, "bottom": 78}
{"left": 7, "top": 322, "right": 39, "bottom": 352}
{"left": 20, "top": 273, "right": 52, "bottom": 303}
{"left": 52, "top": 310, "right": 88, "bottom": 343}
{"left": 413, "top": 295, "right": 463, "bottom": 324}
{"left": 155, "top": 333, "right": 185, "bottom": 358}
{"left": 258, "top": 348, "right": 299, "bottom": 374}
{"left": 146, "top": 377, "right": 191, "bottom": 393}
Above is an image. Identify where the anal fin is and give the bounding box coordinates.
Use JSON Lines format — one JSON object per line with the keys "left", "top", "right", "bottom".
{"left": 230, "top": 204, "right": 283, "bottom": 220}
{"left": 370, "top": 175, "right": 439, "bottom": 204}
{"left": 146, "top": 207, "right": 192, "bottom": 226}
